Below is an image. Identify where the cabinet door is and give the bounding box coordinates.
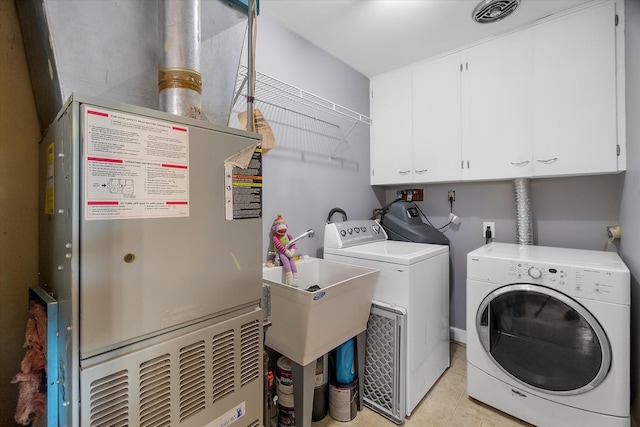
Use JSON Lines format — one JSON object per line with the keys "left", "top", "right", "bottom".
{"left": 461, "top": 29, "right": 533, "bottom": 180}
{"left": 370, "top": 68, "right": 413, "bottom": 185}
{"left": 532, "top": 2, "right": 618, "bottom": 177}
{"left": 412, "top": 54, "right": 462, "bottom": 183}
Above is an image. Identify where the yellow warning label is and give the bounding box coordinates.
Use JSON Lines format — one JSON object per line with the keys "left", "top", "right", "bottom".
{"left": 45, "top": 143, "right": 54, "bottom": 215}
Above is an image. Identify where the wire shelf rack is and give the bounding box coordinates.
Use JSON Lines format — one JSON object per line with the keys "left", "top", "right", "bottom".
{"left": 229, "top": 65, "right": 371, "bottom": 161}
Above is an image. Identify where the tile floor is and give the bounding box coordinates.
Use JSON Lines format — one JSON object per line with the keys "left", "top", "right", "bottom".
{"left": 311, "top": 342, "right": 533, "bottom": 427}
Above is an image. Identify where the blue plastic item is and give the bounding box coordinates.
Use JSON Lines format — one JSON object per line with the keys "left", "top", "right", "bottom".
{"left": 335, "top": 338, "right": 355, "bottom": 384}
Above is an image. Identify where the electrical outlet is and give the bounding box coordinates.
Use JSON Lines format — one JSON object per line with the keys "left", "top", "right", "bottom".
{"left": 483, "top": 222, "right": 495, "bottom": 238}
{"left": 448, "top": 190, "right": 456, "bottom": 202}
{"left": 397, "top": 189, "right": 424, "bottom": 201}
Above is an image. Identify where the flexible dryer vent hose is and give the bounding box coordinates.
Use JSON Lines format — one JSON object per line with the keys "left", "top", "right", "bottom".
{"left": 513, "top": 178, "right": 533, "bottom": 245}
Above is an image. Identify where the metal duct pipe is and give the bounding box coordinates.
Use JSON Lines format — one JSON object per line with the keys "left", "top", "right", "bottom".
{"left": 513, "top": 178, "right": 533, "bottom": 245}
{"left": 159, "top": 0, "right": 202, "bottom": 118}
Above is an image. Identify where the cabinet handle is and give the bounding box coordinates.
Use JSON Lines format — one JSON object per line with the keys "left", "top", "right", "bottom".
{"left": 536, "top": 157, "right": 558, "bottom": 164}
{"left": 415, "top": 169, "right": 428, "bottom": 174}
{"left": 510, "top": 160, "right": 530, "bottom": 167}
{"left": 398, "top": 170, "right": 411, "bottom": 175}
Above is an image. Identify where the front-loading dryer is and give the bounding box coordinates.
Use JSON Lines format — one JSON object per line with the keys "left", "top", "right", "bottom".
{"left": 466, "top": 243, "right": 630, "bottom": 427}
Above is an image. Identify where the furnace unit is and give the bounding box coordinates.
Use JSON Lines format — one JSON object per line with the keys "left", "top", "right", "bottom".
{"left": 36, "top": 94, "right": 264, "bottom": 427}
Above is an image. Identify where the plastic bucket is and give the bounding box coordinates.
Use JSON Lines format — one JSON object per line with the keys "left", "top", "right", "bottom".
{"left": 329, "top": 379, "right": 358, "bottom": 422}
{"left": 315, "top": 354, "right": 328, "bottom": 387}
{"left": 313, "top": 383, "right": 328, "bottom": 421}
{"left": 312, "top": 355, "right": 329, "bottom": 421}
{"left": 277, "top": 398, "right": 295, "bottom": 427}
{"left": 276, "top": 356, "right": 294, "bottom": 396}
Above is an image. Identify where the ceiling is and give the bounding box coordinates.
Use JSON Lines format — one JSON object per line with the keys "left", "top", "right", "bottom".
{"left": 260, "top": 0, "right": 596, "bottom": 77}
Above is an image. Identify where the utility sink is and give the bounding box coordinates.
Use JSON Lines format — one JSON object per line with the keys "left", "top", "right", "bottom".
{"left": 263, "top": 257, "right": 378, "bottom": 366}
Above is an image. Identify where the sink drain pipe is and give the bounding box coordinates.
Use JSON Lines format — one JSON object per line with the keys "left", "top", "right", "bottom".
{"left": 158, "top": 0, "right": 202, "bottom": 119}
{"left": 513, "top": 178, "right": 533, "bottom": 245}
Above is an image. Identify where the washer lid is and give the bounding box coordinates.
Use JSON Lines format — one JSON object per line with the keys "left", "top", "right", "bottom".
{"left": 324, "top": 240, "right": 448, "bottom": 265}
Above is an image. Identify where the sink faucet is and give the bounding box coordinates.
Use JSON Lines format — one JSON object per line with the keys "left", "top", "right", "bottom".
{"left": 286, "top": 229, "right": 315, "bottom": 249}
{"left": 267, "top": 229, "right": 315, "bottom": 267}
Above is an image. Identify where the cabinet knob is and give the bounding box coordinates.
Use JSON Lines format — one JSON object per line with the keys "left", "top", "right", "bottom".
{"left": 536, "top": 157, "right": 558, "bottom": 164}
{"left": 510, "top": 160, "right": 530, "bottom": 166}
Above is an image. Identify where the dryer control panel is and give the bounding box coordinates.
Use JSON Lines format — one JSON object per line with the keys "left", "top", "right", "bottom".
{"left": 505, "top": 261, "right": 628, "bottom": 304}
{"left": 467, "top": 243, "right": 630, "bottom": 305}
{"left": 486, "top": 260, "right": 628, "bottom": 305}
{"left": 507, "top": 261, "right": 568, "bottom": 286}
{"left": 324, "top": 220, "right": 388, "bottom": 249}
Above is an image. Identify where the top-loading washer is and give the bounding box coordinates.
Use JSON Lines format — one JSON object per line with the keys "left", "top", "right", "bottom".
{"left": 467, "top": 242, "right": 630, "bottom": 427}
{"left": 324, "top": 220, "right": 450, "bottom": 422}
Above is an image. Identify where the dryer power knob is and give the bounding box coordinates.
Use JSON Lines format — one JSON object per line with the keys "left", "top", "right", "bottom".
{"left": 528, "top": 267, "right": 542, "bottom": 279}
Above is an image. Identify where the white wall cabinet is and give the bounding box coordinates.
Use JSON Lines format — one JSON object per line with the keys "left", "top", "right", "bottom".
{"left": 370, "top": 68, "right": 413, "bottom": 185}
{"left": 532, "top": 1, "right": 619, "bottom": 177}
{"left": 412, "top": 54, "right": 462, "bottom": 182}
{"left": 370, "top": 1, "right": 624, "bottom": 186}
{"left": 460, "top": 28, "right": 533, "bottom": 180}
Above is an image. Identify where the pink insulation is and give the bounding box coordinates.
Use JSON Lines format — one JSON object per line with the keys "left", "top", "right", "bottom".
{"left": 12, "top": 301, "right": 48, "bottom": 426}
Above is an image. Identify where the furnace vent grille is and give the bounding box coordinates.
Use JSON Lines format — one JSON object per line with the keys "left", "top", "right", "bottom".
{"left": 179, "top": 341, "right": 206, "bottom": 422}
{"left": 139, "top": 354, "right": 171, "bottom": 427}
{"left": 212, "top": 329, "right": 235, "bottom": 402}
{"left": 81, "top": 310, "right": 263, "bottom": 425}
{"left": 88, "top": 370, "right": 129, "bottom": 427}
{"left": 240, "top": 320, "right": 261, "bottom": 386}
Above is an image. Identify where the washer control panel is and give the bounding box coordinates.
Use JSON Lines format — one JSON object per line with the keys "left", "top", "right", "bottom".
{"left": 324, "top": 220, "right": 387, "bottom": 249}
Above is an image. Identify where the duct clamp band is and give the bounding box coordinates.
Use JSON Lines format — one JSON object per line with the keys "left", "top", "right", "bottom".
{"left": 158, "top": 67, "right": 202, "bottom": 93}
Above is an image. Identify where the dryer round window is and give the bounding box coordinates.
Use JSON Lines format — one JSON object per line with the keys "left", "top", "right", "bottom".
{"left": 476, "top": 283, "right": 612, "bottom": 396}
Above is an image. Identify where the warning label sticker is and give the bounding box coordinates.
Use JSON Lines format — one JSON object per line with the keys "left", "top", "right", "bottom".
{"left": 83, "top": 106, "right": 189, "bottom": 220}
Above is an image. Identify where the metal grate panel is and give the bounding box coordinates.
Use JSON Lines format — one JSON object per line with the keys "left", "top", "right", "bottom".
{"left": 240, "top": 320, "right": 261, "bottom": 386}
{"left": 139, "top": 354, "right": 171, "bottom": 427}
{"left": 363, "top": 302, "right": 406, "bottom": 424}
{"left": 89, "top": 370, "right": 129, "bottom": 427}
{"left": 179, "top": 341, "right": 207, "bottom": 421}
{"left": 212, "top": 329, "right": 235, "bottom": 402}
{"left": 81, "top": 310, "right": 263, "bottom": 426}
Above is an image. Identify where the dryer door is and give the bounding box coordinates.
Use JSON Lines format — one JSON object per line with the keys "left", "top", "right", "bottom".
{"left": 476, "top": 284, "right": 611, "bottom": 396}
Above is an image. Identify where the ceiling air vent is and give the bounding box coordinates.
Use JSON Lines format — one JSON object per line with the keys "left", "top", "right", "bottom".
{"left": 473, "top": 0, "right": 520, "bottom": 23}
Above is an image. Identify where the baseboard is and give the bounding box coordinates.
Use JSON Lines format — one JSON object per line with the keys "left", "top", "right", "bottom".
{"left": 450, "top": 326, "right": 466, "bottom": 345}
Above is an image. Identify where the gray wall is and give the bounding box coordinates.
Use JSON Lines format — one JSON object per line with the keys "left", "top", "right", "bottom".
{"left": 620, "top": 0, "right": 640, "bottom": 423}
{"left": 253, "top": 14, "right": 383, "bottom": 259}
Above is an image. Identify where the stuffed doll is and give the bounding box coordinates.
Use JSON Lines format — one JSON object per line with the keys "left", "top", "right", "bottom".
{"left": 272, "top": 214, "right": 298, "bottom": 287}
